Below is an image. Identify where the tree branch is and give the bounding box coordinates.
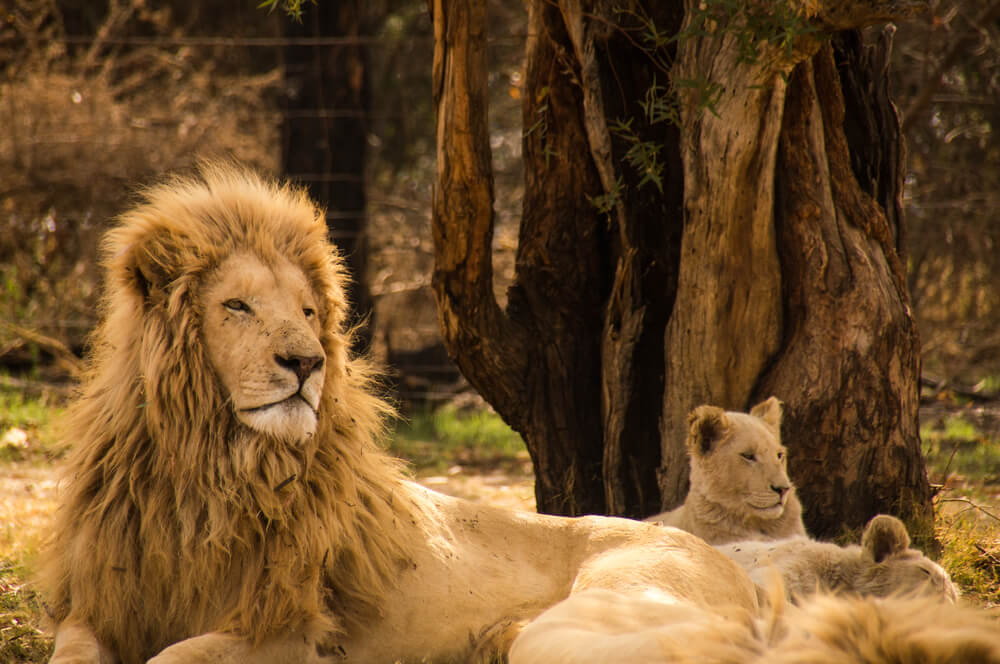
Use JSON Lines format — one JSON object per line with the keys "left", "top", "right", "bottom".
{"left": 0, "top": 320, "right": 82, "bottom": 378}
{"left": 812, "top": 0, "right": 929, "bottom": 31}
{"left": 430, "top": 0, "right": 528, "bottom": 411}
{"left": 901, "top": 1, "right": 1000, "bottom": 132}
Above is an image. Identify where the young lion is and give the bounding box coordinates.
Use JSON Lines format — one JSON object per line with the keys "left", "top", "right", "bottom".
{"left": 715, "top": 514, "right": 958, "bottom": 603}
{"left": 645, "top": 397, "right": 807, "bottom": 544}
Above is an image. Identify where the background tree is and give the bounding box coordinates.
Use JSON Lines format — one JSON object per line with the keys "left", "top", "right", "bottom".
{"left": 430, "top": 0, "right": 934, "bottom": 539}
{"left": 894, "top": 1, "right": 1000, "bottom": 389}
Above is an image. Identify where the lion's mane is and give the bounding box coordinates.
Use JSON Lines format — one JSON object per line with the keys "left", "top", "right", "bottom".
{"left": 40, "top": 163, "right": 418, "bottom": 664}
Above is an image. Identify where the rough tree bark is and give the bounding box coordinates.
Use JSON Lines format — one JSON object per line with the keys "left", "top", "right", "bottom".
{"left": 753, "top": 33, "right": 931, "bottom": 538}
{"left": 431, "top": 0, "right": 608, "bottom": 515}
{"left": 430, "top": 0, "right": 933, "bottom": 537}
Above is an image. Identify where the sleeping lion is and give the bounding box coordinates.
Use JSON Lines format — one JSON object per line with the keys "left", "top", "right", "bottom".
{"left": 645, "top": 398, "right": 807, "bottom": 544}
{"left": 40, "top": 163, "right": 760, "bottom": 664}
{"left": 715, "top": 513, "right": 959, "bottom": 603}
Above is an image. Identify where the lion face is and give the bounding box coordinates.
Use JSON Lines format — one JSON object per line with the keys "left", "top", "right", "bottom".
{"left": 201, "top": 252, "right": 326, "bottom": 442}
{"left": 688, "top": 400, "right": 794, "bottom": 521}
{"left": 858, "top": 514, "right": 960, "bottom": 602}
{"left": 865, "top": 553, "right": 958, "bottom": 602}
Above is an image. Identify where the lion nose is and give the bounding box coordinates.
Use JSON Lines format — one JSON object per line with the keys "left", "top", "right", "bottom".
{"left": 771, "top": 484, "right": 790, "bottom": 498}
{"left": 275, "top": 353, "right": 324, "bottom": 385}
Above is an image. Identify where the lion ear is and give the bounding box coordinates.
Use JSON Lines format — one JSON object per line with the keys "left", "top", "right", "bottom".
{"left": 749, "top": 396, "right": 783, "bottom": 429}
{"left": 124, "top": 241, "right": 171, "bottom": 306}
{"left": 687, "top": 405, "right": 729, "bottom": 456}
{"left": 861, "top": 514, "right": 910, "bottom": 563}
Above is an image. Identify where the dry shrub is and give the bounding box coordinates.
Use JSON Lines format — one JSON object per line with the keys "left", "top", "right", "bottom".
{"left": 0, "top": 0, "right": 281, "bottom": 361}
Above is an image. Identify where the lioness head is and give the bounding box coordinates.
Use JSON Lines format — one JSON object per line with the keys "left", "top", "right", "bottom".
{"left": 687, "top": 397, "right": 794, "bottom": 520}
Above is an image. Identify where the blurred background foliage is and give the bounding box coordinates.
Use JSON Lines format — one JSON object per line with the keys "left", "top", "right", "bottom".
{"left": 891, "top": 2, "right": 1000, "bottom": 388}
{"left": 0, "top": 0, "right": 997, "bottom": 399}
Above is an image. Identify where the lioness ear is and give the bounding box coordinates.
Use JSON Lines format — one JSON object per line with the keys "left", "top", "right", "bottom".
{"left": 861, "top": 514, "right": 910, "bottom": 562}
{"left": 687, "top": 405, "right": 728, "bottom": 456}
{"left": 750, "top": 396, "right": 783, "bottom": 429}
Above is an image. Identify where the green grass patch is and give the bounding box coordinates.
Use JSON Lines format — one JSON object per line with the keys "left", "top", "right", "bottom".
{"left": 921, "top": 413, "right": 1000, "bottom": 486}
{"left": 0, "top": 389, "right": 64, "bottom": 464}
{"left": 974, "top": 374, "right": 1000, "bottom": 395}
{"left": 921, "top": 409, "right": 1000, "bottom": 606}
{"left": 389, "top": 405, "right": 527, "bottom": 471}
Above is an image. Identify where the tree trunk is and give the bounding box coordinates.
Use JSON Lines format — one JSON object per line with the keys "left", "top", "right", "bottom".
{"left": 659, "top": 2, "right": 790, "bottom": 504}
{"left": 282, "top": 0, "right": 374, "bottom": 349}
{"left": 659, "top": 2, "right": 932, "bottom": 538}
{"left": 431, "top": 0, "right": 608, "bottom": 515}
{"left": 562, "top": 3, "right": 686, "bottom": 518}
{"left": 430, "top": 0, "right": 933, "bottom": 536}
{"left": 753, "top": 35, "right": 932, "bottom": 539}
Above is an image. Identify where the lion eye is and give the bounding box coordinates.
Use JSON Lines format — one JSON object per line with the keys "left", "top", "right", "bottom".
{"left": 740, "top": 452, "right": 756, "bottom": 462}
{"left": 777, "top": 451, "right": 785, "bottom": 460}
{"left": 223, "top": 298, "right": 252, "bottom": 314}
{"left": 303, "top": 307, "right": 316, "bottom": 319}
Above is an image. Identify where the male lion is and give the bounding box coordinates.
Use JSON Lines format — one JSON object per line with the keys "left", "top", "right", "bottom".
{"left": 41, "top": 163, "right": 759, "bottom": 664}
{"left": 715, "top": 514, "right": 959, "bottom": 603}
{"left": 645, "top": 398, "right": 807, "bottom": 544}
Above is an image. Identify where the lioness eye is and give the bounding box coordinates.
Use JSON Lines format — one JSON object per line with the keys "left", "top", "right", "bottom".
{"left": 740, "top": 452, "right": 756, "bottom": 462}
{"left": 223, "top": 299, "right": 252, "bottom": 314}
{"left": 777, "top": 451, "right": 785, "bottom": 460}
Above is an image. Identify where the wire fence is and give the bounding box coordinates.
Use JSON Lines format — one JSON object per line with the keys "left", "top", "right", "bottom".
{"left": 2, "top": 17, "right": 524, "bottom": 407}
{"left": 46, "top": 35, "right": 526, "bottom": 47}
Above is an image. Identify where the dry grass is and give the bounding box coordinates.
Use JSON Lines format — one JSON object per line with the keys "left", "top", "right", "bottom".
{"left": 922, "top": 395, "right": 1000, "bottom": 608}
{"left": 0, "top": 390, "right": 62, "bottom": 662}
{"left": 0, "top": 1, "right": 281, "bottom": 360}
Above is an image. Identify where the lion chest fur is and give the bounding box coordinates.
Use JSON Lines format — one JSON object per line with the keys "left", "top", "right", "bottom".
{"left": 646, "top": 398, "right": 807, "bottom": 545}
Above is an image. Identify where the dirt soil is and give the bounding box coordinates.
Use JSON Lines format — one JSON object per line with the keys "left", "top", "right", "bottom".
{"left": 413, "top": 459, "right": 536, "bottom": 512}
{"left": 0, "top": 463, "right": 58, "bottom": 559}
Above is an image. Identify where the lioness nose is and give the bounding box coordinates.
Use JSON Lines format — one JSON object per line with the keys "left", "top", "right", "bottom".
{"left": 275, "top": 353, "right": 324, "bottom": 385}
{"left": 771, "top": 484, "right": 789, "bottom": 498}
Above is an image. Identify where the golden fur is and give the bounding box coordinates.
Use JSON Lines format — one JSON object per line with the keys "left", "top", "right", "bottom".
{"left": 42, "top": 163, "right": 762, "bottom": 664}
{"left": 763, "top": 593, "right": 1000, "bottom": 664}
{"left": 716, "top": 514, "right": 959, "bottom": 604}
{"left": 41, "top": 163, "right": 419, "bottom": 663}
{"left": 646, "top": 398, "right": 807, "bottom": 544}
{"left": 510, "top": 587, "right": 1000, "bottom": 664}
